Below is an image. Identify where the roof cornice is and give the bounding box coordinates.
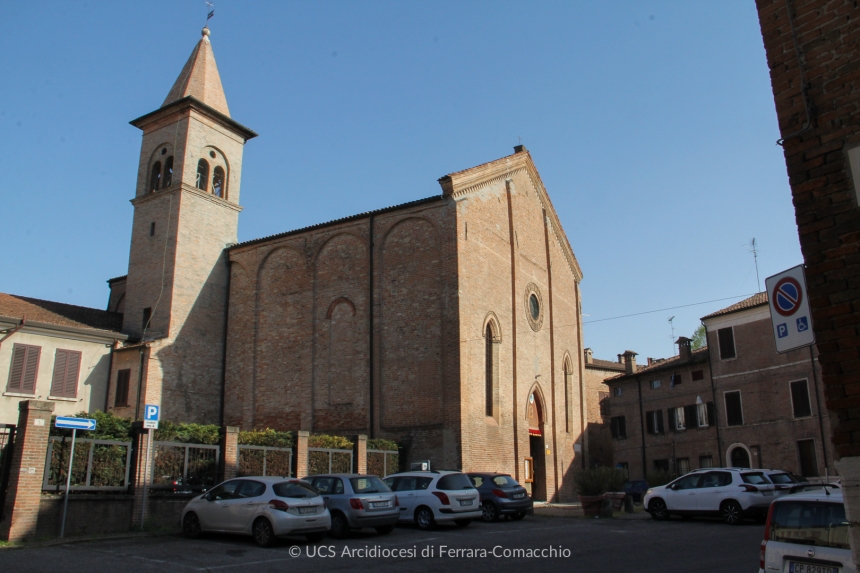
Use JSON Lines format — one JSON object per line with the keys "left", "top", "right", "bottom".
{"left": 129, "top": 96, "right": 257, "bottom": 141}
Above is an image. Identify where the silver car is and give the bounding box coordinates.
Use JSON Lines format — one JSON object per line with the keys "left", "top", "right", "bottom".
{"left": 182, "top": 477, "right": 331, "bottom": 547}
{"left": 305, "top": 474, "right": 400, "bottom": 539}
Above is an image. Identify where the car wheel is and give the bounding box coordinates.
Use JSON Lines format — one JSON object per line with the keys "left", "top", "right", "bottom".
{"left": 510, "top": 512, "right": 526, "bottom": 521}
{"left": 721, "top": 500, "right": 744, "bottom": 525}
{"left": 481, "top": 501, "right": 499, "bottom": 523}
{"left": 182, "top": 512, "right": 202, "bottom": 539}
{"left": 648, "top": 498, "right": 669, "bottom": 520}
{"left": 252, "top": 518, "right": 276, "bottom": 548}
{"left": 306, "top": 532, "right": 326, "bottom": 543}
{"left": 329, "top": 513, "right": 349, "bottom": 540}
{"left": 375, "top": 524, "right": 395, "bottom": 535}
{"left": 454, "top": 519, "right": 471, "bottom": 527}
{"left": 414, "top": 506, "right": 435, "bottom": 531}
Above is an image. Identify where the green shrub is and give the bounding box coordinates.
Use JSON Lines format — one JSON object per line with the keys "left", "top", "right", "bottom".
{"left": 308, "top": 434, "right": 353, "bottom": 449}
{"left": 366, "top": 438, "right": 398, "bottom": 451}
{"left": 154, "top": 421, "right": 220, "bottom": 445}
{"left": 606, "top": 467, "right": 628, "bottom": 492}
{"left": 574, "top": 467, "right": 609, "bottom": 496}
{"left": 50, "top": 411, "right": 132, "bottom": 441}
{"left": 646, "top": 470, "right": 673, "bottom": 487}
{"left": 238, "top": 428, "right": 293, "bottom": 448}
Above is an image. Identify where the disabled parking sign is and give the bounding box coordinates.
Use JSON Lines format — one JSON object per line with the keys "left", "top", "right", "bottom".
{"left": 765, "top": 265, "right": 814, "bottom": 353}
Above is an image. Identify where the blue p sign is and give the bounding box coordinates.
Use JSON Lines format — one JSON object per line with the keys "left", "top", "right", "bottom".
{"left": 144, "top": 404, "right": 160, "bottom": 421}
{"left": 777, "top": 323, "right": 788, "bottom": 338}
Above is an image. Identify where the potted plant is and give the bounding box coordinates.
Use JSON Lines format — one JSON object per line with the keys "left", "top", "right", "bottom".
{"left": 605, "top": 467, "right": 628, "bottom": 510}
{"left": 574, "top": 467, "right": 609, "bottom": 517}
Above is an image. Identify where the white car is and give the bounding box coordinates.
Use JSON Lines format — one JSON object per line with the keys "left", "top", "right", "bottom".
{"left": 643, "top": 467, "right": 777, "bottom": 524}
{"left": 382, "top": 471, "right": 482, "bottom": 530}
{"left": 182, "top": 477, "right": 331, "bottom": 547}
{"left": 759, "top": 487, "right": 854, "bottom": 573}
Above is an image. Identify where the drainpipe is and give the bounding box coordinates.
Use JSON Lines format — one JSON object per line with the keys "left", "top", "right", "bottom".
{"left": 809, "top": 346, "right": 829, "bottom": 474}
{"left": 705, "top": 332, "right": 723, "bottom": 466}
{"left": 637, "top": 377, "right": 647, "bottom": 480}
{"left": 134, "top": 345, "right": 147, "bottom": 421}
{"left": 368, "top": 213, "right": 375, "bottom": 439}
{"left": 219, "top": 258, "right": 233, "bottom": 427}
{"left": 104, "top": 341, "right": 116, "bottom": 412}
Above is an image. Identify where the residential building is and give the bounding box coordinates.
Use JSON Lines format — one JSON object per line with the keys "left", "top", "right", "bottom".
{"left": 582, "top": 348, "right": 624, "bottom": 468}
{"left": 605, "top": 293, "right": 831, "bottom": 480}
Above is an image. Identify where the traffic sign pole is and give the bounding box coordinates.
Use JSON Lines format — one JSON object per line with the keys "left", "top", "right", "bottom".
{"left": 59, "top": 428, "right": 77, "bottom": 538}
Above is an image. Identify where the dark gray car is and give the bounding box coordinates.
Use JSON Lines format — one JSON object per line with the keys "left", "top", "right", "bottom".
{"left": 306, "top": 474, "right": 399, "bottom": 539}
{"left": 467, "top": 472, "right": 533, "bottom": 522}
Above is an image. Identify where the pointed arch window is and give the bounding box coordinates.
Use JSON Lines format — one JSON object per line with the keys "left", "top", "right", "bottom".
{"left": 485, "top": 321, "right": 499, "bottom": 419}
{"left": 196, "top": 159, "right": 209, "bottom": 191}
{"left": 212, "top": 166, "right": 225, "bottom": 198}
{"left": 150, "top": 161, "right": 162, "bottom": 192}
{"left": 163, "top": 156, "right": 173, "bottom": 188}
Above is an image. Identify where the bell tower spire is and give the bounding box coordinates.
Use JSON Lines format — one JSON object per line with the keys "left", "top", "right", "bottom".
{"left": 115, "top": 28, "right": 257, "bottom": 424}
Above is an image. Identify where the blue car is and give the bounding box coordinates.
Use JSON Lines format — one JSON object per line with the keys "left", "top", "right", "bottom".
{"left": 624, "top": 480, "right": 649, "bottom": 503}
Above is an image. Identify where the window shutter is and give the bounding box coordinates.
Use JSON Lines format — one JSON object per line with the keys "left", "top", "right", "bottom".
{"left": 684, "top": 405, "right": 698, "bottom": 428}
{"left": 619, "top": 416, "right": 626, "bottom": 439}
{"left": 21, "top": 345, "right": 40, "bottom": 393}
{"left": 8, "top": 344, "right": 27, "bottom": 391}
{"left": 115, "top": 369, "right": 131, "bottom": 407}
{"left": 668, "top": 408, "right": 677, "bottom": 431}
{"left": 64, "top": 351, "right": 81, "bottom": 398}
{"left": 656, "top": 410, "right": 664, "bottom": 434}
{"left": 646, "top": 411, "right": 655, "bottom": 434}
{"left": 51, "top": 350, "right": 69, "bottom": 396}
{"left": 707, "top": 402, "right": 716, "bottom": 427}
{"left": 790, "top": 380, "right": 812, "bottom": 418}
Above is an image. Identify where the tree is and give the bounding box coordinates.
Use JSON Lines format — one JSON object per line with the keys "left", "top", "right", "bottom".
{"left": 692, "top": 325, "right": 707, "bottom": 350}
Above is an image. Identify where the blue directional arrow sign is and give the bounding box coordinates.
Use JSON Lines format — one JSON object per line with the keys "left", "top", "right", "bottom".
{"left": 55, "top": 416, "right": 97, "bottom": 431}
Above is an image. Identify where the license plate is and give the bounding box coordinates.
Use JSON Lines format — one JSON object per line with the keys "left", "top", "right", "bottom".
{"left": 299, "top": 506, "right": 317, "bottom": 514}
{"left": 513, "top": 493, "right": 525, "bottom": 499}
{"left": 789, "top": 562, "right": 839, "bottom": 573}
{"left": 762, "top": 490, "right": 773, "bottom": 496}
{"left": 459, "top": 499, "right": 473, "bottom": 506}
{"left": 371, "top": 501, "right": 388, "bottom": 508}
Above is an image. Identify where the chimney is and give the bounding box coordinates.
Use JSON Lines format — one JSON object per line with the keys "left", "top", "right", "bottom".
{"left": 514, "top": 144, "right": 527, "bottom": 154}
{"left": 677, "top": 337, "right": 692, "bottom": 361}
{"left": 617, "top": 354, "right": 625, "bottom": 365}
{"left": 584, "top": 348, "right": 593, "bottom": 364}
{"left": 623, "top": 350, "right": 638, "bottom": 375}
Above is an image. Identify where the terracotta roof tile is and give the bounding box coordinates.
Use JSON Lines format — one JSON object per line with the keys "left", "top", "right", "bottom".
{"left": 0, "top": 293, "right": 124, "bottom": 334}
{"left": 701, "top": 292, "right": 768, "bottom": 320}
{"left": 605, "top": 347, "right": 709, "bottom": 383}
{"left": 585, "top": 358, "right": 625, "bottom": 372}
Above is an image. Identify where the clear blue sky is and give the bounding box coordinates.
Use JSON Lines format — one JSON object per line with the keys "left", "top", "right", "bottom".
{"left": 0, "top": 1, "right": 801, "bottom": 362}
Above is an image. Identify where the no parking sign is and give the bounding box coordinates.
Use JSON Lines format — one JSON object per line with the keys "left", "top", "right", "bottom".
{"left": 765, "top": 265, "right": 815, "bottom": 353}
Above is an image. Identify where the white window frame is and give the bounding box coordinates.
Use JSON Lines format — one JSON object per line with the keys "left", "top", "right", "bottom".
{"left": 789, "top": 378, "right": 813, "bottom": 419}
{"left": 723, "top": 390, "right": 744, "bottom": 426}
{"left": 674, "top": 407, "right": 686, "bottom": 430}
{"left": 717, "top": 326, "right": 737, "bottom": 361}
{"left": 697, "top": 403, "right": 708, "bottom": 427}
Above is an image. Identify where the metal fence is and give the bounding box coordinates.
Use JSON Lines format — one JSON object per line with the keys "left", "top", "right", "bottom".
{"left": 308, "top": 448, "right": 353, "bottom": 475}
{"left": 367, "top": 449, "right": 399, "bottom": 477}
{"left": 238, "top": 445, "right": 292, "bottom": 477}
{"left": 43, "top": 436, "right": 132, "bottom": 492}
{"left": 0, "top": 424, "right": 16, "bottom": 516}
{"left": 151, "top": 441, "right": 220, "bottom": 492}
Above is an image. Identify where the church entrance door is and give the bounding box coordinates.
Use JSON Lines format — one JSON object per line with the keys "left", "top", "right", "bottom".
{"left": 527, "top": 390, "right": 547, "bottom": 501}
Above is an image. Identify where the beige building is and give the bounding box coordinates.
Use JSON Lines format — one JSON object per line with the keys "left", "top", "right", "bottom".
{"left": 0, "top": 294, "right": 126, "bottom": 424}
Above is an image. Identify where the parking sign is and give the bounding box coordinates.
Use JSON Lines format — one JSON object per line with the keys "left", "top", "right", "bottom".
{"left": 765, "top": 265, "right": 815, "bottom": 353}
{"left": 144, "top": 404, "right": 160, "bottom": 430}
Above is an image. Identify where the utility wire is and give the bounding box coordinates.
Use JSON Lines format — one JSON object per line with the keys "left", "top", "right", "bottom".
{"left": 582, "top": 293, "right": 758, "bottom": 325}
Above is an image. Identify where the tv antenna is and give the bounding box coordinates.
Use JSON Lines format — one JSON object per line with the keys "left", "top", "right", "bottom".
{"left": 668, "top": 316, "right": 676, "bottom": 356}
{"left": 746, "top": 238, "right": 761, "bottom": 292}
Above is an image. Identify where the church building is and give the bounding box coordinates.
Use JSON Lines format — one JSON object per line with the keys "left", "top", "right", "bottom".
{"left": 96, "top": 29, "right": 586, "bottom": 501}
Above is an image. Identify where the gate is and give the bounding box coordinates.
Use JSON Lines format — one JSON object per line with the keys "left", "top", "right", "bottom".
{"left": 238, "top": 445, "right": 292, "bottom": 477}
{"left": 308, "top": 448, "right": 353, "bottom": 475}
{"left": 43, "top": 436, "right": 133, "bottom": 492}
{"left": 0, "top": 424, "right": 15, "bottom": 520}
{"left": 151, "top": 441, "right": 220, "bottom": 492}
{"left": 367, "top": 449, "right": 399, "bottom": 477}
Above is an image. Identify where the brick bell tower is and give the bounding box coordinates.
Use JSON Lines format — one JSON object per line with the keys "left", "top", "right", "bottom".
{"left": 117, "top": 27, "right": 257, "bottom": 423}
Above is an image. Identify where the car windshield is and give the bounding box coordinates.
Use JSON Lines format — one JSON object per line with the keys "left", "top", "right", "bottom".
{"left": 491, "top": 475, "right": 519, "bottom": 487}
{"left": 273, "top": 482, "right": 318, "bottom": 499}
{"left": 350, "top": 476, "right": 390, "bottom": 494}
{"left": 741, "top": 472, "right": 770, "bottom": 485}
{"left": 437, "top": 473, "right": 475, "bottom": 490}
{"left": 771, "top": 501, "right": 849, "bottom": 549}
{"left": 768, "top": 473, "right": 798, "bottom": 485}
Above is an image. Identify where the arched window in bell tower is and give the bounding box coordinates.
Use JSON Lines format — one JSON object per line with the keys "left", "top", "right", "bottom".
{"left": 150, "top": 161, "right": 162, "bottom": 192}
{"left": 212, "top": 166, "right": 225, "bottom": 198}
{"left": 163, "top": 156, "right": 173, "bottom": 188}
{"left": 196, "top": 159, "right": 209, "bottom": 191}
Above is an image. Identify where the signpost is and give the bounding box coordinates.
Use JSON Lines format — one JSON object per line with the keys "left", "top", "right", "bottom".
{"left": 140, "top": 405, "right": 160, "bottom": 529}
{"left": 765, "top": 265, "right": 815, "bottom": 353}
{"left": 54, "top": 416, "right": 97, "bottom": 538}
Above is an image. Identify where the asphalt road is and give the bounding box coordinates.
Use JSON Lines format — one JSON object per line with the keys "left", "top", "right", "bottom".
{"left": 0, "top": 515, "right": 764, "bottom": 573}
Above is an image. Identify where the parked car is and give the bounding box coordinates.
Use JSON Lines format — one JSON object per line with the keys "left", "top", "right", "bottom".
{"left": 382, "top": 471, "right": 481, "bottom": 530}
{"left": 466, "top": 472, "right": 533, "bottom": 522}
{"left": 181, "top": 477, "right": 330, "bottom": 547}
{"left": 304, "top": 474, "right": 399, "bottom": 539}
{"left": 624, "top": 480, "right": 650, "bottom": 503}
{"left": 759, "top": 488, "right": 854, "bottom": 573}
{"left": 761, "top": 469, "right": 809, "bottom": 495}
{"left": 644, "top": 467, "right": 777, "bottom": 524}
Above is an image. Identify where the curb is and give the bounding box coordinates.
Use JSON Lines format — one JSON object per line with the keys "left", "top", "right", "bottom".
{"left": 0, "top": 530, "right": 180, "bottom": 550}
